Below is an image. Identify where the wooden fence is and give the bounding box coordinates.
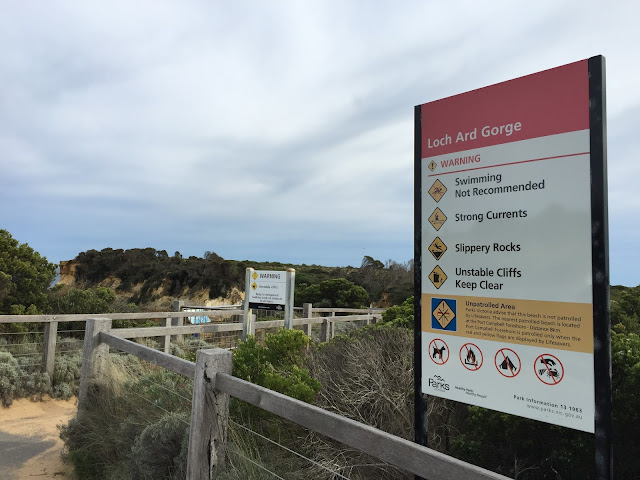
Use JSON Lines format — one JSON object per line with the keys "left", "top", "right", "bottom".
{"left": 0, "top": 303, "right": 383, "bottom": 386}
{"left": 74, "top": 317, "right": 510, "bottom": 480}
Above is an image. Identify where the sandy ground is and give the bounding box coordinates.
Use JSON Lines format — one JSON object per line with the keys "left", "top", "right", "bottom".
{"left": 0, "top": 396, "right": 77, "bottom": 480}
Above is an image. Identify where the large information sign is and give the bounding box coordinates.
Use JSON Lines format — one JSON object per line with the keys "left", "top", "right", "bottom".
{"left": 415, "top": 58, "right": 609, "bottom": 435}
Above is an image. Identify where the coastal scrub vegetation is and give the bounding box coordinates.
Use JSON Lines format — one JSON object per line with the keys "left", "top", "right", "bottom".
{"left": 2, "top": 229, "right": 640, "bottom": 478}
{"left": 70, "top": 248, "right": 413, "bottom": 307}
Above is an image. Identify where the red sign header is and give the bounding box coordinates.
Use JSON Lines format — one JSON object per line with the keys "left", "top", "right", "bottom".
{"left": 420, "top": 60, "right": 589, "bottom": 157}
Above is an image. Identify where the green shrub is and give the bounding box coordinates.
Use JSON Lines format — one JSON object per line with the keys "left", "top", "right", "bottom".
{"left": 380, "top": 296, "right": 413, "bottom": 328}
{"left": 233, "top": 329, "right": 320, "bottom": 403}
{"left": 0, "top": 229, "right": 56, "bottom": 315}
{"left": 0, "top": 343, "right": 59, "bottom": 404}
{"left": 52, "top": 352, "right": 82, "bottom": 399}
{"left": 296, "top": 278, "right": 369, "bottom": 308}
{"left": 129, "top": 413, "right": 189, "bottom": 480}
{"left": 14, "top": 361, "right": 49, "bottom": 401}
{"left": 180, "top": 338, "right": 216, "bottom": 362}
{"left": 451, "top": 408, "right": 592, "bottom": 479}
{"left": 0, "top": 351, "right": 20, "bottom": 407}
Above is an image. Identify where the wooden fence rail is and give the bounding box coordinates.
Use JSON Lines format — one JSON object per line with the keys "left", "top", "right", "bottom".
{"left": 0, "top": 304, "right": 382, "bottom": 386}
{"left": 76, "top": 319, "right": 511, "bottom": 480}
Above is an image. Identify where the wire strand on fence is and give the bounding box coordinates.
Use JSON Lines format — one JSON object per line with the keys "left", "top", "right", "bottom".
{"left": 102, "top": 351, "right": 292, "bottom": 479}
{"left": 17, "top": 363, "right": 44, "bottom": 373}
{"left": 226, "top": 445, "right": 286, "bottom": 480}
{"left": 0, "top": 342, "right": 41, "bottom": 348}
{"left": 0, "top": 331, "right": 42, "bottom": 336}
{"left": 120, "top": 362, "right": 193, "bottom": 403}
{"left": 230, "top": 420, "right": 351, "bottom": 480}
{"left": 85, "top": 355, "right": 194, "bottom": 435}
{"left": 124, "top": 386, "right": 191, "bottom": 428}
{"left": 17, "top": 364, "right": 45, "bottom": 378}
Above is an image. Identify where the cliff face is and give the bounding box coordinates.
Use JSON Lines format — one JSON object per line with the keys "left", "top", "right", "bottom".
{"left": 58, "top": 260, "right": 77, "bottom": 286}
{"left": 56, "top": 259, "right": 244, "bottom": 308}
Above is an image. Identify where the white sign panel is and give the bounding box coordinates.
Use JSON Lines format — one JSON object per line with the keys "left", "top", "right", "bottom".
{"left": 248, "top": 270, "right": 287, "bottom": 311}
{"left": 418, "top": 59, "right": 596, "bottom": 432}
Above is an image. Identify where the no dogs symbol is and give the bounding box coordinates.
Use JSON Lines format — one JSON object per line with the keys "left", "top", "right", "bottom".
{"left": 429, "top": 338, "right": 449, "bottom": 365}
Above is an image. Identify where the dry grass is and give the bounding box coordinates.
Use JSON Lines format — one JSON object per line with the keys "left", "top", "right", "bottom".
{"left": 306, "top": 325, "right": 414, "bottom": 479}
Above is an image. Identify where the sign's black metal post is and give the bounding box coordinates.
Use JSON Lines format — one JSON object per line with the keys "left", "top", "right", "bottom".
{"left": 588, "top": 55, "right": 613, "bottom": 480}
{"left": 414, "top": 104, "right": 428, "bottom": 450}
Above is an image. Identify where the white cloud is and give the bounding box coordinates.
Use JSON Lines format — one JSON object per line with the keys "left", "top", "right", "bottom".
{"left": 0, "top": 0, "right": 638, "bottom": 284}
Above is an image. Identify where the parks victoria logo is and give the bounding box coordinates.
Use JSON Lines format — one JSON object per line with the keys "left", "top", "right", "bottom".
{"left": 431, "top": 298, "right": 457, "bottom": 331}
{"left": 428, "top": 374, "right": 450, "bottom": 392}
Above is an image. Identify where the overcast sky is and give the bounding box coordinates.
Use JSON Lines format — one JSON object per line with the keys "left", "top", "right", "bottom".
{"left": 1, "top": 1, "right": 638, "bottom": 286}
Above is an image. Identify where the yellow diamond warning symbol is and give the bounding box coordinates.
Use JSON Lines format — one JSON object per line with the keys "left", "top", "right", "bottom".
{"left": 252, "top": 272, "right": 258, "bottom": 280}
{"left": 428, "top": 179, "right": 447, "bottom": 202}
{"left": 428, "top": 208, "right": 447, "bottom": 231}
{"left": 428, "top": 265, "right": 447, "bottom": 289}
{"left": 432, "top": 299, "right": 455, "bottom": 328}
{"left": 428, "top": 237, "right": 447, "bottom": 261}
{"left": 251, "top": 282, "right": 258, "bottom": 290}
{"left": 428, "top": 160, "right": 437, "bottom": 172}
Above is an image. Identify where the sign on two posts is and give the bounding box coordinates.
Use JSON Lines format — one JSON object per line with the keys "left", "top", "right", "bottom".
{"left": 244, "top": 268, "right": 295, "bottom": 329}
{"left": 414, "top": 56, "right": 611, "bottom": 477}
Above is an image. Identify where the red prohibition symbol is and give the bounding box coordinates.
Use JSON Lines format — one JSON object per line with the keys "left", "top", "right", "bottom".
{"left": 429, "top": 338, "right": 449, "bottom": 365}
{"left": 459, "top": 343, "right": 483, "bottom": 371}
{"left": 534, "top": 353, "right": 564, "bottom": 385}
{"left": 494, "top": 348, "right": 521, "bottom": 378}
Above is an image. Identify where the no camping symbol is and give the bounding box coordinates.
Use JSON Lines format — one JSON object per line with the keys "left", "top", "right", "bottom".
{"left": 459, "top": 343, "right": 483, "bottom": 371}
{"left": 534, "top": 353, "right": 564, "bottom": 385}
{"left": 429, "top": 338, "right": 449, "bottom": 365}
{"left": 494, "top": 348, "right": 521, "bottom": 378}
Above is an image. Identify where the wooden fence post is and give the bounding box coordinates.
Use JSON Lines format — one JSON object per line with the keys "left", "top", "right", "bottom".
{"left": 42, "top": 321, "right": 58, "bottom": 384}
{"left": 302, "top": 303, "right": 313, "bottom": 337}
{"left": 284, "top": 268, "right": 295, "bottom": 330}
{"left": 187, "top": 348, "right": 233, "bottom": 479}
{"left": 172, "top": 300, "right": 185, "bottom": 345}
{"left": 242, "top": 310, "right": 255, "bottom": 341}
{"left": 242, "top": 268, "right": 254, "bottom": 341}
{"left": 78, "top": 318, "right": 113, "bottom": 408}
{"left": 164, "top": 317, "right": 171, "bottom": 353}
{"left": 330, "top": 311, "right": 336, "bottom": 340}
{"left": 320, "top": 317, "right": 331, "bottom": 343}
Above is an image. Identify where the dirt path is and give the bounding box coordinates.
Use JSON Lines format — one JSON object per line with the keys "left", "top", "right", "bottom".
{"left": 0, "top": 397, "right": 77, "bottom": 479}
